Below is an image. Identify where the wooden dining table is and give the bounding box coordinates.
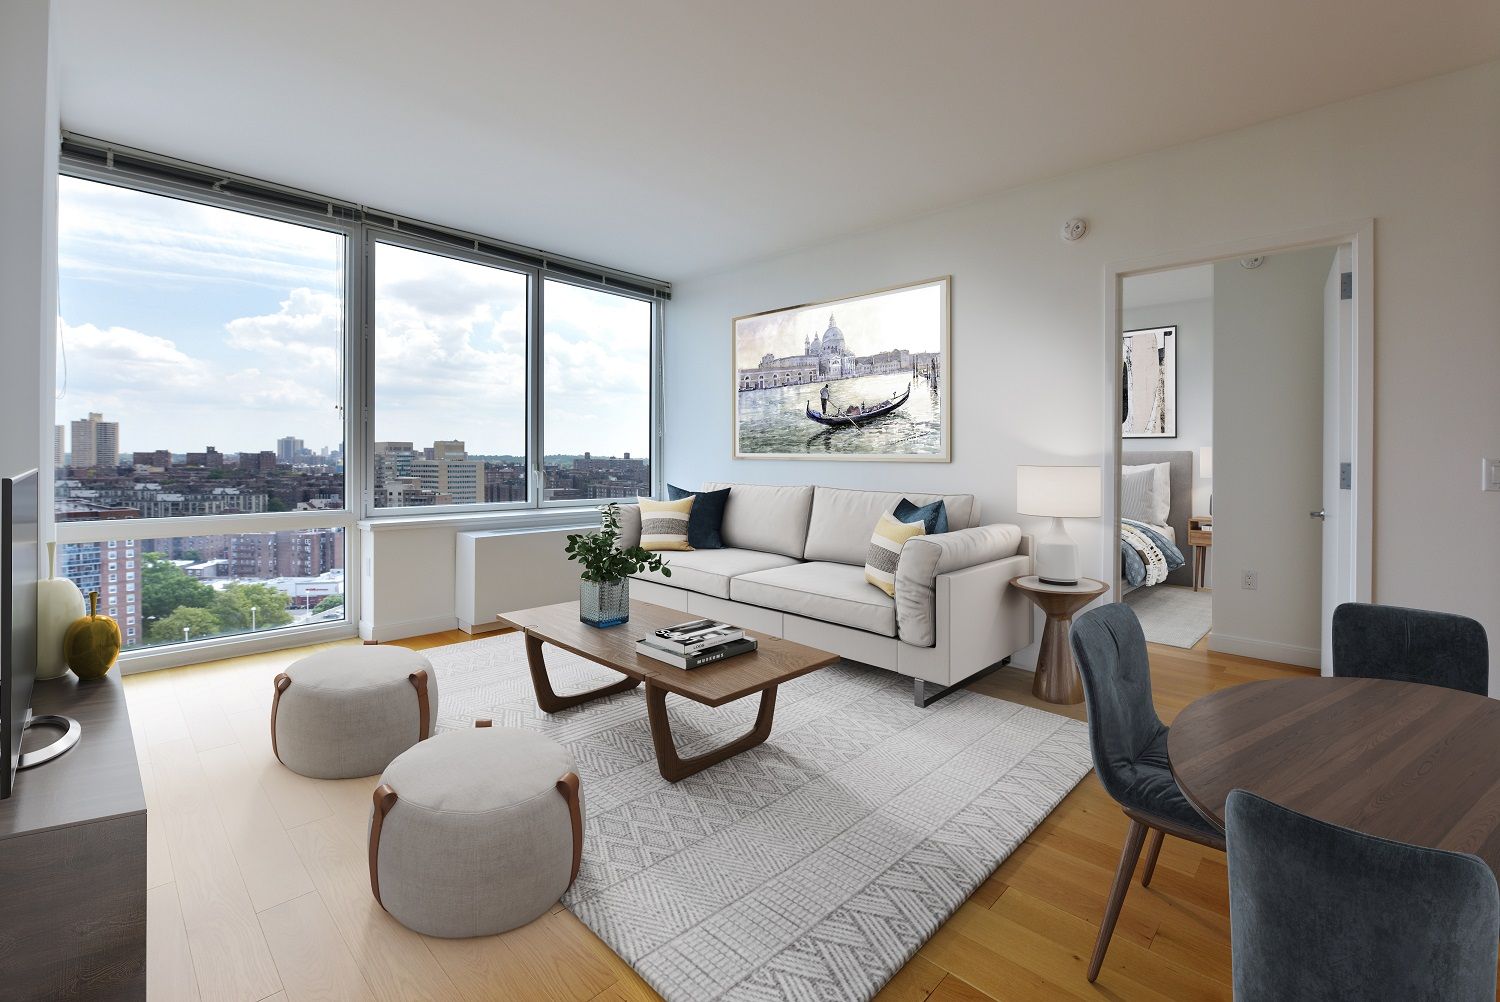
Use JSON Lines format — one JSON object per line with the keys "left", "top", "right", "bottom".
{"left": 1168, "top": 675, "right": 1500, "bottom": 873}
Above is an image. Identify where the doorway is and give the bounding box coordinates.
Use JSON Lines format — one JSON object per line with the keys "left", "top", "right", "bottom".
{"left": 1104, "top": 224, "right": 1373, "bottom": 672}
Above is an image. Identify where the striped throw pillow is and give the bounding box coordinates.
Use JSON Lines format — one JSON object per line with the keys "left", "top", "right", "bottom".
{"left": 637, "top": 496, "right": 694, "bottom": 551}
{"left": 864, "top": 511, "right": 926, "bottom": 597}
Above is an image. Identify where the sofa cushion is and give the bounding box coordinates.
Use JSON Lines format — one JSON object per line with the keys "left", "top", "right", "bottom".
{"left": 667, "top": 484, "right": 730, "bottom": 549}
{"left": 864, "top": 512, "right": 926, "bottom": 597}
{"left": 637, "top": 496, "right": 694, "bottom": 550}
{"left": 631, "top": 547, "right": 799, "bottom": 600}
{"left": 730, "top": 561, "right": 896, "bottom": 637}
{"left": 700, "top": 482, "right": 815, "bottom": 559}
{"left": 894, "top": 497, "right": 949, "bottom": 535}
{"left": 802, "top": 486, "right": 978, "bottom": 565}
{"left": 894, "top": 524, "right": 1024, "bottom": 646}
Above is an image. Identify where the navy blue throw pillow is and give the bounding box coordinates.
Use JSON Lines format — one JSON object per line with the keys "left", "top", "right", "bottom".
{"left": 894, "top": 497, "right": 948, "bottom": 535}
{"left": 666, "top": 484, "right": 730, "bottom": 549}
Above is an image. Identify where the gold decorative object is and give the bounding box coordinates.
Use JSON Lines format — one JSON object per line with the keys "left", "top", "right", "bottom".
{"left": 63, "top": 590, "right": 121, "bottom": 681}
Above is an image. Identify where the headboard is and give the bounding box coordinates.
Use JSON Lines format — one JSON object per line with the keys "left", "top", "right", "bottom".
{"left": 1121, "top": 449, "right": 1194, "bottom": 588}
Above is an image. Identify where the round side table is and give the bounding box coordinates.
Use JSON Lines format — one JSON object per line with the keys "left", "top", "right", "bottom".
{"left": 1010, "top": 575, "right": 1108, "bottom": 704}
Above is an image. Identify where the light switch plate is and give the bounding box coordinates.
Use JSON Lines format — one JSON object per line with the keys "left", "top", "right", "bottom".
{"left": 1484, "top": 458, "right": 1500, "bottom": 493}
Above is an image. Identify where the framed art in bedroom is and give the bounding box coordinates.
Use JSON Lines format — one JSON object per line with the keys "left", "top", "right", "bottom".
{"left": 732, "top": 276, "right": 951, "bottom": 462}
{"left": 1121, "top": 325, "right": 1176, "bottom": 438}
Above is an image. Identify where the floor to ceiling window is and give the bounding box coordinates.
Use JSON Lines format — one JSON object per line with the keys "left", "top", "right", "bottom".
{"left": 55, "top": 175, "right": 351, "bottom": 653}
{"left": 54, "top": 140, "right": 666, "bottom": 663}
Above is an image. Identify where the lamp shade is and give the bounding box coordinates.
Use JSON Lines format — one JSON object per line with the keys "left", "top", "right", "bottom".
{"left": 1016, "top": 465, "right": 1101, "bottom": 519}
{"left": 1199, "top": 446, "right": 1213, "bottom": 479}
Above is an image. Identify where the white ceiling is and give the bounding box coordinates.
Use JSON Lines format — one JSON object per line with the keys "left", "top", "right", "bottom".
{"left": 1123, "top": 264, "right": 1214, "bottom": 308}
{"left": 55, "top": 0, "right": 1500, "bottom": 281}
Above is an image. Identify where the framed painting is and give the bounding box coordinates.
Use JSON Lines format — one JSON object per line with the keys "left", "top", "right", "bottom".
{"left": 732, "top": 277, "right": 951, "bottom": 461}
{"left": 1121, "top": 325, "right": 1176, "bottom": 439}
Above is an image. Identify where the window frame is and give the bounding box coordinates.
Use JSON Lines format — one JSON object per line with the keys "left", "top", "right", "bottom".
{"left": 55, "top": 147, "right": 665, "bottom": 669}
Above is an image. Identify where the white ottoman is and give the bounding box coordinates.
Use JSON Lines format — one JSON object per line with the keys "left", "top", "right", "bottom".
{"left": 368, "top": 723, "right": 582, "bottom": 938}
{"left": 271, "top": 645, "right": 437, "bottom": 779}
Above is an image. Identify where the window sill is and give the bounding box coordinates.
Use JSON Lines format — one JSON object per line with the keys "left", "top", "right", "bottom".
{"left": 357, "top": 505, "right": 606, "bottom": 534}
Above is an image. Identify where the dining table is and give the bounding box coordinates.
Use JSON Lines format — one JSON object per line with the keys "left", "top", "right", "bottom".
{"left": 1168, "top": 675, "right": 1500, "bottom": 874}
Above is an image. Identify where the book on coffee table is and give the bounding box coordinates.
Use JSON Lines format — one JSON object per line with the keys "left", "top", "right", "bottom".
{"left": 647, "top": 618, "right": 745, "bottom": 654}
{"left": 635, "top": 636, "right": 758, "bottom": 670}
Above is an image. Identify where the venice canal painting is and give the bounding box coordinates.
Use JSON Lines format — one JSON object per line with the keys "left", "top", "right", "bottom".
{"left": 733, "top": 277, "right": 950, "bottom": 461}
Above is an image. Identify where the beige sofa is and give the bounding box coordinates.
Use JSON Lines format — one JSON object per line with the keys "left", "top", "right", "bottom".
{"left": 617, "top": 483, "right": 1034, "bottom": 706}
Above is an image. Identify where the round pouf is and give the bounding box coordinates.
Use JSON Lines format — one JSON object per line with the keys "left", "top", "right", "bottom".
{"left": 368, "top": 726, "right": 582, "bottom": 938}
{"left": 271, "top": 645, "right": 437, "bottom": 779}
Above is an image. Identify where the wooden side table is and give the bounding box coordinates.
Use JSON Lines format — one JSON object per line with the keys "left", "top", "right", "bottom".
{"left": 1011, "top": 575, "right": 1108, "bottom": 704}
{"left": 1188, "top": 516, "right": 1213, "bottom": 592}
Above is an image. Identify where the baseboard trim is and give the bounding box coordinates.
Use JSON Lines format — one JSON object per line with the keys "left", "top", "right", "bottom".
{"left": 1208, "top": 632, "right": 1320, "bottom": 669}
{"left": 457, "top": 619, "right": 509, "bottom": 636}
{"left": 362, "top": 614, "right": 460, "bottom": 643}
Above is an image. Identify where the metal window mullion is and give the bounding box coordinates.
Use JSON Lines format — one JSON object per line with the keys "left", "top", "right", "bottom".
{"left": 529, "top": 273, "right": 545, "bottom": 507}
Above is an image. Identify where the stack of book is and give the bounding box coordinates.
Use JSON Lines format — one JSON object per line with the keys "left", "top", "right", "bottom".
{"left": 635, "top": 618, "right": 758, "bottom": 670}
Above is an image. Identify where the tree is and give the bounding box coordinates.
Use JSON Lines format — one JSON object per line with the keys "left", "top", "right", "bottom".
{"left": 212, "top": 583, "right": 293, "bottom": 632}
{"left": 148, "top": 606, "right": 221, "bottom": 645}
{"left": 312, "top": 594, "right": 345, "bottom": 615}
{"left": 141, "top": 553, "right": 215, "bottom": 622}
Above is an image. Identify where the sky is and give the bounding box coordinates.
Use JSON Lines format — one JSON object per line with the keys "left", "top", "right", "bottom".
{"left": 56, "top": 176, "right": 652, "bottom": 459}
{"left": 734, "top": 281, "right": 945, "bottom": 369}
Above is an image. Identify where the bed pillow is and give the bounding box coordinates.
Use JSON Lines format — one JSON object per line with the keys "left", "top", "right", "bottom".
{"left": 666, "top": 483, "right": 729, "bottom": 549}
{"left": 893, "top": 497, "right": 949, "bottom": 535}
{"left": 1122, "top": 462, "right": 1171, "bottom": 526}
{"left": 637, "top": 496, "right": 694, "bottom": 551}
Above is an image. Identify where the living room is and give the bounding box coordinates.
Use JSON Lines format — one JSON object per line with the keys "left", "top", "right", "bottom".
{"left": 3, "top": 2, "right": 1500, "bottom": 1000}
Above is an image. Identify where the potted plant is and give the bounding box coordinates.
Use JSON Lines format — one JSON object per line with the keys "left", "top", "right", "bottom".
{"left": 565, "top": 503, "right": 670, "bottom": 627}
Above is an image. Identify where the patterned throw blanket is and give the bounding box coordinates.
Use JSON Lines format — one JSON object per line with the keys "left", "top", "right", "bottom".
{"left": 1120, "top": 518, "right": 1186, "bottom": 587}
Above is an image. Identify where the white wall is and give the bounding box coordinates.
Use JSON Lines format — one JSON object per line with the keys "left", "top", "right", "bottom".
{"left": 0, "top": 0, "right": 58, "bottom": 571}
{"left": 1210, "top": 248, "right": 1333, "bottom": 667}
{"left": 1121, "top": 296, "right": 1213, "bottom": 516}
{"left": 662, "top": 61, "right": 1500, "bottom": 689}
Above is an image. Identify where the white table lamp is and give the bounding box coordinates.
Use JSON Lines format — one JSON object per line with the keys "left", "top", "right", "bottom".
{"left": 1016, "top": 465, "right": 1101, "bottom": 585}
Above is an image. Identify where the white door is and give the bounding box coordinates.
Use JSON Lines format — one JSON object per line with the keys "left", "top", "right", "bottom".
{"left": 1320, "top": 244, "right": 1354, "bottom": 673}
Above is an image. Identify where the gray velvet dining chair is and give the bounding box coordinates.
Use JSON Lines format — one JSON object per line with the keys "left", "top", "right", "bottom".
{"left": 1332, "top": 602, "right": 1489, "bottom": 696}
{"left": 1226, "top": 788, "right": 1499, "bottom": 1001}
{"left": 1068, "top": 602, "right": 1225, "bottom": 982}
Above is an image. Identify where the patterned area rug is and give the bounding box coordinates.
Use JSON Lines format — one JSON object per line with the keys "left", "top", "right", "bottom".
{"left": 1124, "top": 583, "right": 1214, "bottom": 649}
{"left": 424, "top": 634, "right": 1092, "bottom": 1002}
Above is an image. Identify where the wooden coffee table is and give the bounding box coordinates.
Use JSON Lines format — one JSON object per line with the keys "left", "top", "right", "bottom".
{"left": 497, "top": 600, "right": 838, "bottom": 782}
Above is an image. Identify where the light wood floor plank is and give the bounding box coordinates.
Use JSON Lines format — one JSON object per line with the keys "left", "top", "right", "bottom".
{"left": 198, "top": 740, "right": 317, "bottom": 913}
{"left": 224, "top": 707, "right": 336, "bottom": 830}
{"left": 259, "top": 891, "right": 375, "bottom": 1002}
{"left": 147, "top": 883, "right": 201, "bottom": 1002}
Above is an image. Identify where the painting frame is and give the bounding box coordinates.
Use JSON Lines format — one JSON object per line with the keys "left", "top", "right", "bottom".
{"left": 731, "top": 276, "right": 952, "bottom": 462}
{"left": 1121, "top": 324, "right": 1177, "bottom": 439}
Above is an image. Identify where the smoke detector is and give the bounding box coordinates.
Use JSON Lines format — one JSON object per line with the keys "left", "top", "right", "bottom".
{"left": 1239, "top": 256, "right": 1265, "bottom": 269}
{"left": 1060, "top": 217, "right": 1088, "bottom": 242}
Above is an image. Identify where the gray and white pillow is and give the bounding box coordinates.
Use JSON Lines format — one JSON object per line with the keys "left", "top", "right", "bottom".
{"left": 1121, "top": 462, "right": 1170, "bottom": 526}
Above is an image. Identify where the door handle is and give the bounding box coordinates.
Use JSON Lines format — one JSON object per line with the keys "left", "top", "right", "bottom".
{"left": 1310, "top": 509, "right": 1327, "bottom": 521}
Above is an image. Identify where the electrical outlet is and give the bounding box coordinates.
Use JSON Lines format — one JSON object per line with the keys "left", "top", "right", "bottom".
{"left": 1241, "top": 571, "right": 1258, "bottom": 591}
{"left": 1484, "top": 458, "right": 1500, "bottom": 493}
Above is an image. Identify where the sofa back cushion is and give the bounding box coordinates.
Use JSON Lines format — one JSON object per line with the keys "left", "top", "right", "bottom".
{"left": 802, "top": 486, "right": 978, "bottom": 565}
{"left": 700, "top": 482, "right": 815, "bottom": 559}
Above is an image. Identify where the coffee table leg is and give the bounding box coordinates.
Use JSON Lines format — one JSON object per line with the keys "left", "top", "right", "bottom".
{"left": 645, "top": 682, "right": 777, "bottom": 783}
{"left": 525, "top": 633, "right": 641, "bottom": 713}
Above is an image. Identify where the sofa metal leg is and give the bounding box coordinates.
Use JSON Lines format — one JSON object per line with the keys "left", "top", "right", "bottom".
{"left": 912, "top": 658, "right": 1011, "bottom": 708}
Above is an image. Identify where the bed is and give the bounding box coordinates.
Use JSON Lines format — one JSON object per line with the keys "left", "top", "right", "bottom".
{"left": 1120, "top": 449, "right": 1192, "bottom": 591}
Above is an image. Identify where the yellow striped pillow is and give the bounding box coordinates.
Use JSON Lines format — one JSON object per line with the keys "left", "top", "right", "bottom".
{"left": 864, "top": 511, "right": 925, "bottom": 597}
{"left": 638, "top": 496, "right": 695, "bottom": 551}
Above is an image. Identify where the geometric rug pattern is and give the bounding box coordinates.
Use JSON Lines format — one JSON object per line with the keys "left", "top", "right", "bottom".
{"left": 424, "top": 633, "right": 1092, "bottom": 1002}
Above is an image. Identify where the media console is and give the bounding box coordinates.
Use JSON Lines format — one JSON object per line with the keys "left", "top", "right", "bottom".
{"left": 0, "top": 670, "right": 146, "bottom": 999}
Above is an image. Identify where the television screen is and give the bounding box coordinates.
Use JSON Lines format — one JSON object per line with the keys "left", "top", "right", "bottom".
{"left": 1, "top": 470, "right": 39, "bottom": 799}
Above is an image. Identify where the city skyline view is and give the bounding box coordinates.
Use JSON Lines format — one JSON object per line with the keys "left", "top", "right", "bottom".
{"left": 57, "top": 176, "right": 653, "bottom": 458}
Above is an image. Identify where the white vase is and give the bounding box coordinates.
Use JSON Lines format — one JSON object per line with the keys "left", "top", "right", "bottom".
{"left": 37, "top": 542, "right": 85, "bottom": 680}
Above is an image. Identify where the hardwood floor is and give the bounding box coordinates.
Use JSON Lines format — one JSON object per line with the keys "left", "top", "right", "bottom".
{"left": 128, "top": 629, "right": 1308, "bottom": 1001}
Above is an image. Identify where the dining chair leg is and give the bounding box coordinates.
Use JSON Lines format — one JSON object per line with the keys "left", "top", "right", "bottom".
{"left": 1140, "top": 828, "right": 1165, "bottom": 887}
{"left": 1089, "top": 818, "right": 1148, "bottom": 982}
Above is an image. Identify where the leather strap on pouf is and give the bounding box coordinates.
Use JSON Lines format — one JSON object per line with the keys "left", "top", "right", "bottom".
{"left": 408, "top": 669, "right": 431, "bottom": 740}
{"left": 556, "top": 772, "right": 583, "bottom": 887}
{"left": 270, "top": 673, "right": 292, "bottom": 763}
{"left": 369, "top": 784, "right": 398, "bottom": 908}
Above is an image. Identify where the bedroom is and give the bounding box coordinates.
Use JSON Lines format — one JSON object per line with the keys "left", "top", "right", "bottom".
{"left": 1118, "top": 245, "right": 1349, "bottom": 669}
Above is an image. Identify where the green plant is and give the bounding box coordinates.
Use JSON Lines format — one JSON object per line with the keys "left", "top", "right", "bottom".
{"left": 565, "top": 504, "right": 672, "bottom": 583}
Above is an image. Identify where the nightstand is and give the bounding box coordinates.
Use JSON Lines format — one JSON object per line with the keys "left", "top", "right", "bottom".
{"left": 1188, "top": 516, "right": 1213, "bottom": 591}
{"left": 1010, "top": 575, "right": 1108, "bottom": 704}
